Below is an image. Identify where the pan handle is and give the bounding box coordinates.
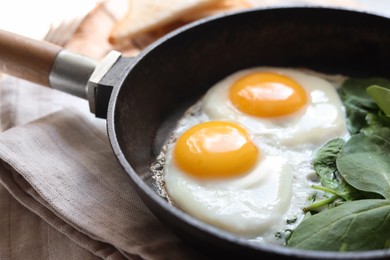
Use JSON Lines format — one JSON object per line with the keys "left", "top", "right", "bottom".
{"left": 0, "top": 28, "right": 98, "bottom": 99}
{"left": 0, "top": 29, "right": 127, "bottom": 118}
{"left": 0, "top": 29, "right": 61, "bottom": 87}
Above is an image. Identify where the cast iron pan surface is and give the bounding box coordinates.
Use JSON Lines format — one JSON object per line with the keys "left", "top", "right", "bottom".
{"left": 107, "top": 7, "right": 390, "bottom": 259}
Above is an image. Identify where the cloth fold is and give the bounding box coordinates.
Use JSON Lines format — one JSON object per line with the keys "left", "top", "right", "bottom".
{"left": 0, "top": 78, "right": 206, "bottom": 259}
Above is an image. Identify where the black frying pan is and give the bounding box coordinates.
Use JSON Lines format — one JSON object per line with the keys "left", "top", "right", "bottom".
{"left": 1, "top": 6, "right": 390, "bottom": 259}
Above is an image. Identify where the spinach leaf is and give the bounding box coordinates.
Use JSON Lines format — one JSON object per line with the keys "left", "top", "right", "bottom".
{"left": 338, "top": 77, "right": 390, "bottom": 133}
{"left": 367, "top": 85, "right": 390, "bottom": 116}
{"left": 341, "top": 100, "right": 369, "bottom": 134}
{"left": 336, "top": 130, "right": 390, "bottom": 199}
{"left": 313, "top": 138, "right": 345, "bottom": 190}
{"left": 363, "top": 113, "right": 390, "bottom": 134}
{"left": 312, "top": 138, "right": 362, "bottom": 202}
{"left": 292, "top": 77, "right": 390, "bottom": 252}
{"left": 287, "top": 199, "right": 390, "bottom": 251}
{"left": 313, "top": 138, "right": 345, "bottom": 182}
{"left": 339, "top": 77, "right": 390, "bottom": 108}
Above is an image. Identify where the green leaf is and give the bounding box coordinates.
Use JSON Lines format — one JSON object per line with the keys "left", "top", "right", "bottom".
{"left": 313, "top": 138, "right": 345, "bottom": 188}
{"left": 339, "top": 77, "right": 390, "bottom": 109}
{"left": 336, "top": 132, "right": 390, "bottom": 199}
{"left": 311, "top": 138, "right": 378, "bottom": 210}
{"left": 342, "top": 101, "right": 369, "bottom": 134}
{"left": 338, "top": 77, "right": 390, "bottom": 134}
{"left": 312, "top": 138, "right": 357, "bottom": 200}
{"left": 287, "top": 199, "right": 390, "bottom": 251}
{"left": 367, "top": 85, "right": 390, "bottom": 116}
{"left": 363, "top": 113, "right": 390, "bottom": 133}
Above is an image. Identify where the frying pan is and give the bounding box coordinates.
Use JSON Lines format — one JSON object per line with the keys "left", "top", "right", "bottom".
{"left": 1, "top": 6, "right": 390, "bottom": 259}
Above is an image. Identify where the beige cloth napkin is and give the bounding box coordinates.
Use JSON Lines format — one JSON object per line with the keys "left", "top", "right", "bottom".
{"left": 0, "top": 77, "right": 207, "bottom": 260}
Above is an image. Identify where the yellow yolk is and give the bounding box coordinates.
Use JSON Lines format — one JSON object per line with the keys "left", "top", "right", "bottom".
{"left": 229, "top": 72, "right": 308, "bottom": 117}
{"left": 173, "top": 121, "right": 259, "bottom": 179}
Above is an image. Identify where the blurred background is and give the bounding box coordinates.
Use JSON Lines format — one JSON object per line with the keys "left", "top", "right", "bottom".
{"left": 0, "top": 0, "right": 100, "bottom": 39}
{"left": 1, "top": 0, "right": 390, "bottom": 43}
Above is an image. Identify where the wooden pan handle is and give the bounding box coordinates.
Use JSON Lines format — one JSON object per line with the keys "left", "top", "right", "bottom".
{"left": 0, "top": 29, "right": 62, "bottom": 87}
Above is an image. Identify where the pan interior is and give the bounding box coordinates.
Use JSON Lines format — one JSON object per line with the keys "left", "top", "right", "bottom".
{"left": 109, "top": 7, "right": 390, "bottom": 259}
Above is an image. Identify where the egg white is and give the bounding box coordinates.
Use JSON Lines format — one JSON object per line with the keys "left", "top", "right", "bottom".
{"left": 157, "top": 67, "right": 350, "bottom": 244}
{"left": 164, "top": 120, "right": 293, "bottom": 237}
{"left": 201, "top": 67, "right": 348, "bottom": 146}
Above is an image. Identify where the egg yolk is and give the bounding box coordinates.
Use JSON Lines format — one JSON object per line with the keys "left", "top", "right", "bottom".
{"left": 229, "top": 72, "right": 308, "bottom": 117}
{"left": 173, "top": 121, "right": 259, "bottom": 179}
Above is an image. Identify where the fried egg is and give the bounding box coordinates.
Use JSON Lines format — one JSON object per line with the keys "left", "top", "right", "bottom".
{"left": 164, "top": 121, "right": 293, "bottom": 236}
{"left": 202, "top": 67, "right": 348, "bottom": 146}
{"left": 157, "top": 67, "right": 349, "bottom": 243}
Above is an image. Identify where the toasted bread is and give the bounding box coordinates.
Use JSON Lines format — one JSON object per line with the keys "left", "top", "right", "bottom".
{"left": 109, "top": 0, "right": 221, "bottom": 44}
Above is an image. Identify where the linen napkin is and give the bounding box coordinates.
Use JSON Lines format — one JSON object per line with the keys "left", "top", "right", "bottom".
{"left": 0, "top": 77, "right": 208, "bottom": 260}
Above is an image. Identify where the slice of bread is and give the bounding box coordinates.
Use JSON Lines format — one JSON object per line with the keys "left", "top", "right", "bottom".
{"left": 109, "top": 0, "right": 221, "bottom": 45}
{"left": 181, "top": 0, "right": 252, "bottom": 22}
{"left": 108, "top": 0, "right": 251, "bottom": 48}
